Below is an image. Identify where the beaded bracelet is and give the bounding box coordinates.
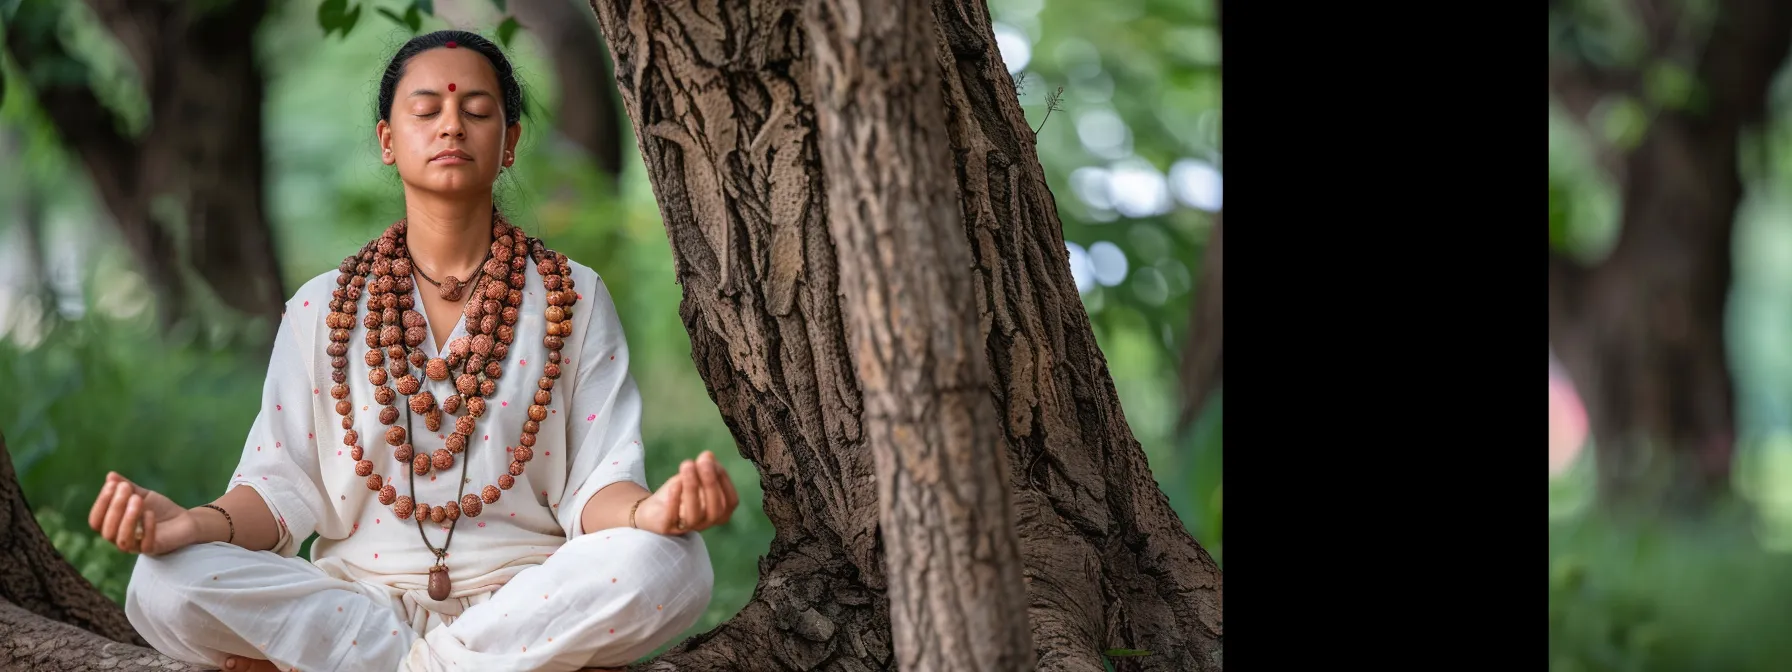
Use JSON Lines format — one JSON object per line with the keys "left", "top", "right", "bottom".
{"left": 629, "top": 496, "right": 649, "bottom": 529}
{"left": 201, "top": 504, "right": 234, "bottom": 544}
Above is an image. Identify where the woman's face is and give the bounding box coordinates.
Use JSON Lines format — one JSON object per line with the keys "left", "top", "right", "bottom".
{"left": 377, "top": 46, "right": 521, "bottom": 197}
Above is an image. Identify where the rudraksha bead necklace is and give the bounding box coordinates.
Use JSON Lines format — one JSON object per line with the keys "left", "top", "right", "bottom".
{"left": 325, "top": 211, "right": 580, "bottom": 600}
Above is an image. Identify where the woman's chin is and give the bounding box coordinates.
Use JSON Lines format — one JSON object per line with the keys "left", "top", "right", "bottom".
{"left": 407, "top": 174, "right": 498, "bottom": 199}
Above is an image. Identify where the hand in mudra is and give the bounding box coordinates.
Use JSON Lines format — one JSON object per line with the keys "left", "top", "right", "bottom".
{"left": 632, "top": 451, "right": 739, "bottom": 535}
{"left": 87, "top": 472, "right": 198, "bottom": 555}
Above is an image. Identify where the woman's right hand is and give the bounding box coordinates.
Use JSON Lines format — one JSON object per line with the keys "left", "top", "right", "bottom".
{"left": 88, "top": 472, "right": 200, "bottom": 555}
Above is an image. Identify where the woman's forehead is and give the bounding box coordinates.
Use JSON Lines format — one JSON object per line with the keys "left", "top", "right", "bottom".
{"left": 399, "top": 48, "right": 499, "bottom": 90}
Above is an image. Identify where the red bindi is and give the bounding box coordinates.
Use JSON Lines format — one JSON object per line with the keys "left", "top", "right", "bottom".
{"left": 448, "top": 83, "right": 457, "bottom": 92}
{"left": 445, "top": 41, "right": 458, "bottom": 49}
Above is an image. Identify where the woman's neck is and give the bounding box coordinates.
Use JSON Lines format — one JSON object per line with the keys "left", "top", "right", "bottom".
{"left": 403, "top": 197, "right": 496, "bottom": 279}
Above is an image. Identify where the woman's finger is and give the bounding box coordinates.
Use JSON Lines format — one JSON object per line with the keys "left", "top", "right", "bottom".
{"left": 100, "top": 485, "right": 133, "bottom": 545}
{"left": 696, "top": 453, "right": 722, "bottom": 528}
{"left": 715, "top": 462, "right": 739, "bottom": 523}
{"left": 89, "top": 482, "right": 115, "bottom": 532}
{"left": 120, "top": 494, "right": 143, "bottom": 553}
{"left": 679, "top": 460, "right": 703, "bottom": 532}
{"left": 660, "top": 474, "right": 684, "bottom": 533}
{"left": 141, "top": 512, "right": 158, "bottom": 556}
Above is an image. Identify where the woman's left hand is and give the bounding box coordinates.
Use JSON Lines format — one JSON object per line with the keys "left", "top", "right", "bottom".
{"left": 634, "top": 451, "right": 739, "bottom": 535}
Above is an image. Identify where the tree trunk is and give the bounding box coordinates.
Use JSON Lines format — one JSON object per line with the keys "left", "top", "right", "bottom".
{"left": 1547, "top": 0, "right": 1792, "bottom": 508}
{"left": 1178, "top": 213, "right": 1221, "bottom": 434}
{"left": 0, "top": 433, "right": 194, "bottom": 670}
{"left": 2, "top": 0, "right": 286, "bottom": 333}
{"left": 588, "top": 0, "right": 1222, "bottom": 668}
{"left": 806, "top": 0, "right": 1034, "bottom": 668}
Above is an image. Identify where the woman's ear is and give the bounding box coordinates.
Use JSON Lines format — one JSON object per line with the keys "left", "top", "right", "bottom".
{"left": 504, "top": 123, "right": 522, "bottom": 167}
{"left": 377, "top": 120, "right": 395, "bottom": 166}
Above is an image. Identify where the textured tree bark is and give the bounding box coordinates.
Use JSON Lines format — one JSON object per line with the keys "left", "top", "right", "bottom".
{"left": 1548, "top": 0, "right": 1792, "bottom": 508}
{"left": 806, "top": 0, "right": 1035, "bottom": 669}
{"left": 1, "top": 0, "right": 287, "bottom": 332}
{"left": 927, "top": 0, "right": 1221, "bottom": 667}
{"left": 590, "top": 0, "right": 1222, "bottom": 669}
{"left": 590, "top": 2, "right": 893, "bottom": 668}
{"left": 0, "top": 433, "right": 191, "bottom": 670}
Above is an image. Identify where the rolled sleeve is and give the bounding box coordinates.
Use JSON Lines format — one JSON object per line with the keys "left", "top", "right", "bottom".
{"left": 224, "top": 298, "right": 330, "bottom": 556}
{"left": 558, "top": 269, "right": 649, "bottom": 539}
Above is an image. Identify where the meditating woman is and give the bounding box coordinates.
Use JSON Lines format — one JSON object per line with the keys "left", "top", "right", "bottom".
{"left": 85, "top": 30, "right": 736, "bottom": 672}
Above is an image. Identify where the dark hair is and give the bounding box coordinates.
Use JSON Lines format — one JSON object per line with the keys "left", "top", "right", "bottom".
{"left": 376, "top": 30, "right": 524, "bottom": 127}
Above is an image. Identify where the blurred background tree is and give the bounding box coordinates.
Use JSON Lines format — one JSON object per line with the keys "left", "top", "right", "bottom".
{"left": 0, "top": 0, "right": 1219, "bottom": 665}
{"left": 1542, "top": 0, "right": 1792, "bottom": 669}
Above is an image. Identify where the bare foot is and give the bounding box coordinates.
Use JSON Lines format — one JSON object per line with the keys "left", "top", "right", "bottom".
{"left": 222, "top": 655, "right": 283, "bottom": 672}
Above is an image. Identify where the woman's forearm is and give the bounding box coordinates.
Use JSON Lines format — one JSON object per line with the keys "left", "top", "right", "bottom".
{"left": 193, "top": 485, "right": 283, "bottom": 552}
{"left": 580, "top": 480, "right": 651, "bottom": 534}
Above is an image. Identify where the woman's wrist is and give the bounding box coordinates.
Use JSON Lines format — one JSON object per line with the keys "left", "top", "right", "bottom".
{"left": 579, "top": 481, "right": 653, "bottom": 534}
{"left": 190, "top": 505, "right": 232, "bottom": 545}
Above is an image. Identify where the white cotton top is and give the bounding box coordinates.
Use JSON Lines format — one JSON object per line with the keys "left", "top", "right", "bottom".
{"left": 224, "top": 255, "right": 648, "bottom": 603}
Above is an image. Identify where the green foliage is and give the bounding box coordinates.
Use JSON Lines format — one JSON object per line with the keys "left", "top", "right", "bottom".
{"left": 497, "top": 16, "right": 519, "bottom": 49}
{"left": 35, "top": 508, "right": 133, "bottom": 605}
{"left": 316, "top": 0, "right": 361, "bottom": 40}
{"left": 1547, "top": 505, "right": 1792, "bottom": 671}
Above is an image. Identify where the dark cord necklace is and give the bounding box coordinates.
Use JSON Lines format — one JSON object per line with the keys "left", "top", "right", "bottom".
{"left": 411, "top": 247, "right": 494, "bottom": 302}
{"left": 409, "top": 273, "right": 484, "bottom": 601}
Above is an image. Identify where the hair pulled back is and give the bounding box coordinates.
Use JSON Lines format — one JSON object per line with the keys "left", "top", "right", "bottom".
{"left": 376, "top": 30, "right": 523, "bottom": 127}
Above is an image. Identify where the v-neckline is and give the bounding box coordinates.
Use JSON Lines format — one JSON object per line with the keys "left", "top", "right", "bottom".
{"left": 409, "top": 279, "right": 469, "bottom": 358}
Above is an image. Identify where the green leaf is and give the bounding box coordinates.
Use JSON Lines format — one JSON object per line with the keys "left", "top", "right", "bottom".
{"left": 489, "top": 0, "right": 507, "bottom": 11}
{"left": 1104, "top": 648, "right": 1152, "bottom": 657}
{"left": 376, "top": 7, "right": 405, "bottom": 26}
{"left": 316, "top": 0, "right": 347, "bottom": 36}
{"left": 497, "top": 16, "right": 519, "bottom": 48}
{"left": 340, "top": 3, "right": 361, "bottom": 36}
{"left": 404, "top": 4, "right": 421, "bottom": 33}
{"left": 414, "top": 0, "right": 434, "bottom": 16}
{"left": 1645, "top": 61, "right": 1704, "bottom": 112}
{"left": 1598, "top": 95, "right": 1651, "bottom": 151}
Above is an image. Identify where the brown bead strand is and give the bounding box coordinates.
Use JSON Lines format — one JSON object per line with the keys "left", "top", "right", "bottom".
{"left": 327, "top": 213, "right": 577, "bottom": 530}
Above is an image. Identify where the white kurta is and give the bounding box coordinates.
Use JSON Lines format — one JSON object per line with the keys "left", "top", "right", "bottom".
{"left": 124, "top": 257, "right": 713, "bottom": 671}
